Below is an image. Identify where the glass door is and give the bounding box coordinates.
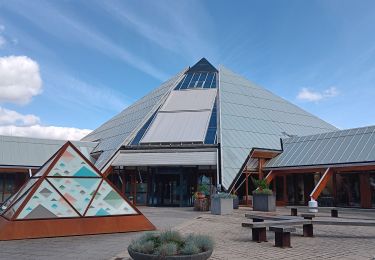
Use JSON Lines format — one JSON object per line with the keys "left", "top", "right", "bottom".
{"left": 153, "top": 174, "right": 180, "bottom": 207}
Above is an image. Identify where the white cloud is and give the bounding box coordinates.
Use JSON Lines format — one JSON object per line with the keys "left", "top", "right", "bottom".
{"left": 0, "top": 56, "right": 42, "bottom": 105}
{"left": 0, "top": 124, "right": 92, "bottom": 140}
{"left": 0, "top": 107, "right": 40, "bottom": 126}
{"left": 324, "top": 87, "right": 339, "bottom": 97}
{"left": 297, "top": 87, "right": 339, "bottom": 102}
{"left": 0, "top": 107, "right": 90, "bottom": 140}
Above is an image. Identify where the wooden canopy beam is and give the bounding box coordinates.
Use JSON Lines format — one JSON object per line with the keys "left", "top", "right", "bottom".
{"left": 310, "top": 168, "right": 333, "bottom": 201}
{"left": 265, "top": 170, "right": 275, "bottom": 184}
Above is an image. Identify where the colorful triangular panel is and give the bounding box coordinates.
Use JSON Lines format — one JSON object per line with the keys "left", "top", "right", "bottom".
{"left": 47, "top": 146, "right": 100, "bottom": 177}
{"left": 33, "top": 156, "right": 55, "bottom": 177}
{"left": 48, "top": 178, "right": 101, "bottom": 215}
{"left": 85, "top": 180, "right": 137, "bottom": 216}
{"left": 0, "top": 141, "right": 155, "bottom": 240}
{"left": 17, "top": 180, "right": 79, "bottom": 219}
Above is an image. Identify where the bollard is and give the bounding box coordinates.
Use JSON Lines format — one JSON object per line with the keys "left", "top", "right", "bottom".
{"left": 308, "top": 199, "right": 318, "bottom": 213}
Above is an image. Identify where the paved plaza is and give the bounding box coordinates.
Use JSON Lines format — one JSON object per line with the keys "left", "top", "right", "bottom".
{"left": 1, "top": 207, "right": 375, "bottom": 260}
{"left": 0, "top": 207, "right": 201, "bottom": 260}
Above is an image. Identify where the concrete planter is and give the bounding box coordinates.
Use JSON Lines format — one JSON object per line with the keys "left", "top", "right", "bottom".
{"left": 252, "top": 193, "right": 276, "bottom": 212}
{"left": 128, "top": 248, "right": 213, "bottom": 260}
{"left": 211, "top": 197, "right": 233, "bottom": 215}
{"left": 233, "top": 197, "right": 239, "bottom": 209}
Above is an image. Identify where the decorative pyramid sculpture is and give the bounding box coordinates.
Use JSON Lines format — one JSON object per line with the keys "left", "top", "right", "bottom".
{"left": 0, "top": 141, "right": 155, "bottom": 240}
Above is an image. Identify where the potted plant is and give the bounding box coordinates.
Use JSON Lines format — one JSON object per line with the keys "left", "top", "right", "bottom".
{"left": 128, "top": 230, "right": 214, "bottom": 260}
{"left": 252, "top": 178, "right": 276, "bottom": 212}
{"left": 193, "top": 184, "right": 210, "bottom": 211}
{"left": 211, "top": 193, "right": 233, "bottom": 215}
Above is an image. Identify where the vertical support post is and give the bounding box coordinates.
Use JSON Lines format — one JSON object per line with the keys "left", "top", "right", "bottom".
{"left": 283, "top": 175, "right": 288, "bottom": 204}
{"left": 360, "top": 173, "right": 371, "bottom": 208}
{"left": 245, "top": 172, "right": 249, "bottom": 206}
{"left": 179, "top": 172, "right": 183, "bottom": 207}
{"left": 258, "top": 158, "right": 264, "bottom": 180}
{"left": 121, "top": 172, "right": 126, "bottom": 195}
{"left": 332, "top": 172, "right": 337, "bottom": 206}
{"left": 131, "top": 174, "right": 136, "bottom": 206}
{"left": 252, "top": 228, "right": 267, "bottom": 242}
{"left": 303, "top": 223, "right": 314, "bottom": 237}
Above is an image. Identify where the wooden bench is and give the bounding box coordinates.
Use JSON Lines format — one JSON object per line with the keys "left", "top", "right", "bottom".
{"left": 245, "top": 214, "right": 294, "bottom": 221}
{"left": 269, "top": 226, "right": 296, "bottom": 248}
{"left": 300, "top": 213, "right": 315, "bottom": 220}
{"left": 242, "top": 219, "right": 311, "bottom": 242}
{"left": 312, "top": 220, "right": 375, "bottom": 226}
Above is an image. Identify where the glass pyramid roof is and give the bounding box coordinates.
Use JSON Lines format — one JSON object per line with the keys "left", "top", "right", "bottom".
{"left": 1, "top": 142, "right": 137, "bottom": 220}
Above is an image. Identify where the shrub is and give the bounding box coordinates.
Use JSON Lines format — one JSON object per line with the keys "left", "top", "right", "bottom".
{"left": 180, "top": 242, "right": 200, "bottom": 255}
{"left": 159, "top": 230, "right": 184, "bottom": 246}
{"left": 212, "top": 193, "right": 235, "bottom": 199}
{"left": 129, "top": 230, "right": 214, "bottom": 256}
{"left": 156, "top": 242, "right": 178, "bottom": 256}
{"left": 253, "top": 188, "right": 273, "bottom": 195}
{"left": 129, "top": 240, "right": 155, "bottom": 254}
{"left": 251, "top": 177, "right": 273, "bottom": 195}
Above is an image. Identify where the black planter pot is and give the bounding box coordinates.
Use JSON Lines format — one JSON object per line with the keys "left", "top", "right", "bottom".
{"left": 128, "top": 247, "right": 213, "bottom": 260}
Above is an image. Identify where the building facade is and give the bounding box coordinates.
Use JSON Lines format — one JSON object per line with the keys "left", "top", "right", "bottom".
{"left": 1, "top": 58, "right": 374, "bottom": 208}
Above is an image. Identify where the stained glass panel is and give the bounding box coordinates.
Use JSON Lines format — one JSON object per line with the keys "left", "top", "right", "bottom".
{"left": 34, "top": 158, "right": 54, "bottom": 177}
{"left": 17, "top": 180, "right": 79, "bottom": 219}
{"left": 85, "top": 180, "right": 136, "bottom": 216}
{"left": 47, "top": 146, "right": 100, "bottom": 177}
{"left": 49, "top": 178, "right": 101, "bottom": 215}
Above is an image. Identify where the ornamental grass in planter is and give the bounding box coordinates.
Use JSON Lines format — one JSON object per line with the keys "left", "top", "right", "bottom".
{"left": 128, "top": 230, "right": 214, "bottom": 260}
{"left": 252, "top": 178, "right": 276, "bottom": 212}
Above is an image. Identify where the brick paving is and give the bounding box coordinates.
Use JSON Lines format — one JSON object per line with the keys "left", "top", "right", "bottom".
{"left": 175, "top": 209, "right": 375, "bottom": 260}
{"left": 0, "top": 207, "right": 201, "bottom": 260}
{"left": 115, "top": 207, "right": 375, "bottom": 260}
{"left": 1, "top": 207, "right": 375, "bottom": 260}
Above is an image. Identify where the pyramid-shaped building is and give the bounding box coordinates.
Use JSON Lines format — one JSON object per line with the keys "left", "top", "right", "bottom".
{"left": 82, "top": 58, "right": 337, "bottom": 206}
{"left": 0, "top": 142, "right": 155, "bottom": 240}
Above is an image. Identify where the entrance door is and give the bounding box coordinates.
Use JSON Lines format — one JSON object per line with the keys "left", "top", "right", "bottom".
{"left": 152, "top": 174, "right": 181, "bottom": 206}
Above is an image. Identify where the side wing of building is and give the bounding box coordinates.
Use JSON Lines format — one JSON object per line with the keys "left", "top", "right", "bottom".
{"left": 218, "top": 66, "right": 338, "bottom": 189}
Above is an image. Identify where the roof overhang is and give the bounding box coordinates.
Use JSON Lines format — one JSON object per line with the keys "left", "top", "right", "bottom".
{"left": 250, "top": 148, "right": 282, "bottom": 159}
{"left": 264, "top": 161, "right": 375, "bottom": 173}
{"left": 111, "top": 148, "right": 218, "bottom": 167}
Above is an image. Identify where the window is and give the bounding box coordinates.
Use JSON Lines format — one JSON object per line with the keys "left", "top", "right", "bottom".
{"left": 130, "top": 111, "right": 158, "bottom": 145}
{"left": 174, "top": 72, "right": 217, "bottom": 90}
{"left": 204, "top": 101, "right": 217, "bottom": 144}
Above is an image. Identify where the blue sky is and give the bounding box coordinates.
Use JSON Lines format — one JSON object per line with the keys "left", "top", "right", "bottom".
{"left": 0, "top": 0, "right": 374, "bottom": 139}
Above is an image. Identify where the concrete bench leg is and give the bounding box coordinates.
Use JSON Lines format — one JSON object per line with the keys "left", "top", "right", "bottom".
{"left": 303, "top": 224, "right": 314, "bottom": 237}
{"left": 331, "top": 209, "right": 338, "bottom": 217}
{"left": 291, "top": 208, "right": 297, "bottom": 216}
{"left": 275, "top": 231, "right": 291, "bottom": 248}
{"left": 252, "top": 227, "right": 267, "bottom": 242}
